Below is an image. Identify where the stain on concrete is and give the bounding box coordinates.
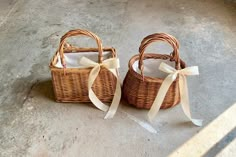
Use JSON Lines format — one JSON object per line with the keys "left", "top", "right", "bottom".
{"left": 41, "top": 32, "right": 60, "bottom": 49}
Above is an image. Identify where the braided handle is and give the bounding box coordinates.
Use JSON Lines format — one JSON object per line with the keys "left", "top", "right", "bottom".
{"left": 59, "top": 29, "right": 103, "bottom": 67}
{"left": 138, "top": 33, "right": 181, "bottom": 76}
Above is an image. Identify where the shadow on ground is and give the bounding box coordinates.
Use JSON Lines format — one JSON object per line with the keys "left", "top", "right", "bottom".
{"left": 31, "top": 79, "right": 55, "bottom": 101}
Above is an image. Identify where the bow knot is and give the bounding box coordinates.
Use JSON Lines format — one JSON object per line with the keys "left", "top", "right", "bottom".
{"left": 148, "top": 62, "right": 203, "bottom": 126}
{"left": 80, "top": 57, "right": 121, "bottom": 119}
{"left": 159, "top": 62, "right": 199, "bottom": 77}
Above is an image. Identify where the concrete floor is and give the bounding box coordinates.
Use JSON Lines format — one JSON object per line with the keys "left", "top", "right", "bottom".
{"left": 0, "top": 0, "right": 236, "bottom": 156}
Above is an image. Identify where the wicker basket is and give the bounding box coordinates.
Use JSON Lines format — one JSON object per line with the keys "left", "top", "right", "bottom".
{"left": 49, "top": 29, "right": 117, "bottom": 103}
{"left": 122, "top": 33, "right": 186, "bottom": 109}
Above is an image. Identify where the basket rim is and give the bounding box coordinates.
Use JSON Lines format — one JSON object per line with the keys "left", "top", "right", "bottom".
{"left": 49, "top": 47, "right": 117, "bottom": 70}
{"left": 127, "top": 53, "right": 186, "bottom": 83}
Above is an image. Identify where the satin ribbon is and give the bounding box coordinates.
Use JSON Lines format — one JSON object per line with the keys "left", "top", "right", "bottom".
{"left": 80, "top": 57, "right": 121, "bottom": 119}
{"left": 148, "top": 62, "right": 203, "bottom": 126}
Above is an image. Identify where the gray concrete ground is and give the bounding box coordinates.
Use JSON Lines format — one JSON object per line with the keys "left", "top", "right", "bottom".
{"left": 0, "top": 0, "right": 236, "bottom": 156}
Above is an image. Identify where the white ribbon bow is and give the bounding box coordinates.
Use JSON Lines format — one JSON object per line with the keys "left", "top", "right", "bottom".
{"left": 148, "top": 62, "right": 203, "bottom": 126}
{"left": 80, "top": 57, "right": 121, "bottom": 119}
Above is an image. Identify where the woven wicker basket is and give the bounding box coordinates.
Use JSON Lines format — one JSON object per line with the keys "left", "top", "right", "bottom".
{"left": 122, "top": 33, "right": 186, "bottom": 109}
{"left": 50, "top": 29, "right": 117, "bottom": 102}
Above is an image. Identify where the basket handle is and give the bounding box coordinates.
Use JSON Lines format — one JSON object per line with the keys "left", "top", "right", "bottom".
{"left": 59, "top": 29, "right": 103, "bottom": 67}
{"left": 138, "top": 33, "right": 181, "bottom": 75}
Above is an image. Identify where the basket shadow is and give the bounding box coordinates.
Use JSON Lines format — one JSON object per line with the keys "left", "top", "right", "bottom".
{"left": 32, "top": 79, "right": 55, "bottom": 101}
{"left": 31, "top": 79, "right": 109, "bottom": 110}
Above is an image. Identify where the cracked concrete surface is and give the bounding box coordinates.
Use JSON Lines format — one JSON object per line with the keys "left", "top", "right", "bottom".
{"left": 0, "top": 0, "right": 236, "bottom": 156}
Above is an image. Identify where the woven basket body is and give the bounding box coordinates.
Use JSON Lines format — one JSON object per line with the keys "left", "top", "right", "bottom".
{"left": 122, "top": 33, "right": 186, "bottom": 109}
{"left": 50, "top": 29, "right": 117, "bottom": 102}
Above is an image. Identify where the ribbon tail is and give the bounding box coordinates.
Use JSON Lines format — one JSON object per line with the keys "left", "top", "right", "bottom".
{"left": 148, "top": 74, "right": 176, "bottom": 121}
{"left": 179, "top": 75, "right": 203, "bottom": 126}
{"left": 88, "top": 65, "right": 109, "bottom": 112}
{"left": 104, "top": 73, "right": 121, "bottom": 119}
